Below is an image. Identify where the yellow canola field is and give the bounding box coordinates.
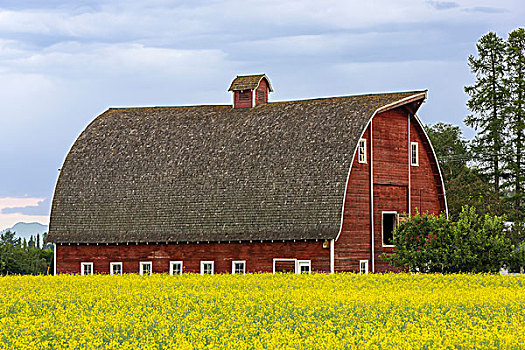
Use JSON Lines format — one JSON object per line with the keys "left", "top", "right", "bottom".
{"left": 0, "top": 273, "right": 524, "bottom": 349}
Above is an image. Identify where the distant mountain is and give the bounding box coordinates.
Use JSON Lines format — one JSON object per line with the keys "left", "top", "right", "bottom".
{"left": 1, "top": 222, "right": 48, "bottom": 246}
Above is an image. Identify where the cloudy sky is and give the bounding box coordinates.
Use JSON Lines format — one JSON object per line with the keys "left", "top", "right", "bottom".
{"left": 0, "top": 0, "right": 523, "bottom": 230}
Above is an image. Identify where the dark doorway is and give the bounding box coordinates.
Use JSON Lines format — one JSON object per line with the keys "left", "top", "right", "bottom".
{"left": 382, "top": 212, "right": 397, "bottom": 246}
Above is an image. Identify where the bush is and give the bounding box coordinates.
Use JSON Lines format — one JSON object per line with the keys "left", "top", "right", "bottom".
{"left": 0, "top": 231, "right": 53, "bottom": 275}
{"left": 387, "top": 206, "right": 513, "bottom": 273}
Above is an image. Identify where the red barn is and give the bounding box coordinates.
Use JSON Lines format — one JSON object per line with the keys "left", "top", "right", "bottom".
{"left": 47, "top": 74, "right": 447, "bottom": 275}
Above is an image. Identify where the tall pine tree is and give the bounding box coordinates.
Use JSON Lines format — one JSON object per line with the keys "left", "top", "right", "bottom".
{"left": 465, "top": 32, "right": 507, "bottom": 193}
{"left": 504, "top": 28, "right": 525, "bottom": 223}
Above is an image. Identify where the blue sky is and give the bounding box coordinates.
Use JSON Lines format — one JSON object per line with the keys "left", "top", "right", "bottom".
{"left": 0, "top": 0, "right": 523, "bottom": 230}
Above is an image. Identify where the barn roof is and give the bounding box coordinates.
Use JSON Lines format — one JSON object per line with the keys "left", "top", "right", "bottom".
{"left": 48, "top": 91, "right": 426, "bottom": 244}
{"left": 228, "top": 74, "right": 274, "bottom": 92}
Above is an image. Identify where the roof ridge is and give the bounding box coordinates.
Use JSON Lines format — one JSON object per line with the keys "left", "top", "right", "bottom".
{"left": 106, "top": 90, "right": 426, "bottom": 110}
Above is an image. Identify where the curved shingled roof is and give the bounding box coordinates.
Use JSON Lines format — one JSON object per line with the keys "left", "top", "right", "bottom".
{"left": 228, "top": 74, "right": 274, "bottom": 92}
{"left": 48, "top": 91, "right": 425, "bottom": 244}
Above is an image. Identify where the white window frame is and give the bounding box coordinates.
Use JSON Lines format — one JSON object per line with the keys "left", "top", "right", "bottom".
{"left": 200, "top": 261, "right": 214, "bottom": 275}
{"left": 232, "top": 260, "right": 246, "bottom": 274}
{"left": 169, "top": 261, "right": 183, "bottom": 275}
{"left": 411, "top": 142, "right": 419, "bottom": 166}
{"left": 359, "top": 260, "right": 369, "bottom": 274}
{"left": 80, "top": 262, "right": 93, "bottom": 275}
{"left": 358, "top": 138, "right": 367, "bottom": 164}
{"left": 382, "top": 211, "right": 398, "bottom": 247}
{"left": 139, "top": 261, "right": 152, "bottom": 275}
{"left": 110, "top": 262, "right": 122, "bottom": 275}
{"left": 297, "top": 260, "right": 311, "bottom": 274}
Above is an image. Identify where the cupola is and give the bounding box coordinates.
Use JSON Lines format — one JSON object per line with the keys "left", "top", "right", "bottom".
{"left": 228, "top": 74, "right": 273, "bottom": 108}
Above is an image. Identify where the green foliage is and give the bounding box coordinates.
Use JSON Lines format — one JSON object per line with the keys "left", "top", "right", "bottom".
{"left": 425, "top": 122, "right": 470, "bottom": 181}
{"left": 387, "top": 206, "right": 514, "bottom": 273}
{"left": 465, "top": 31, "right": 507, "bottom": 193}
{"left": 445, "top": 168, "right": 509, "bottom": 219}
{"left": 504, "top": 28, "right": 525, "bottom": 223}
{"left": 0, "top": 231, "right": 53, "bottom": 276}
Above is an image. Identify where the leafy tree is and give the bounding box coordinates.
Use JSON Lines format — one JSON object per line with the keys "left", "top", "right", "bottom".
{"left": 504, "top": 28, "right": 525, "bottom": 223}
{"left": 0, "top": 231, "right": 21, "bottom": 247}
{"left": 426, "top": 122, "right": 470, "bottom": 181}
{"left": 445, "top": 167, "right": 508, "bottom": 219}
{"left": 0, "top": 230, "right": 53, "bottom": 275}
{"left": 387, "top": 206, "right": 512, "bottom": 273}
{"left": 465, "top": 32, "right": 507, "bottom": 193}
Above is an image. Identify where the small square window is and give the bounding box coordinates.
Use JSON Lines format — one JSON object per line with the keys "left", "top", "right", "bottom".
{"left": 297, "top": 260, "right": 311, "bottom": 274}
{"left": 411, "top": 142, "right": 419, "bottom": 166}
{"left": 170, "top": 261, "right": 183, "bottom": 275}
{"left": 110, "top": 262, "right": 122, "bottom": 275}
{"left": 201, "top": 261, "right": 214, "bottom": 275}
{"left": 359, "top": 260, "right": 369, "bottom": 274}
{"left": 81, "top": 262, "right": 93, "bottom": 275}
{"left": 140, "top": 261, "right": 152, "bottom": 275}
{"left": 232, "top": 261, "right": 245, "bottom": 274}
{"left": 358, "top": 139, "right": 367, "bottom": 164}
{"left": 239, "top": 91, "right": 250, "bottom": 100}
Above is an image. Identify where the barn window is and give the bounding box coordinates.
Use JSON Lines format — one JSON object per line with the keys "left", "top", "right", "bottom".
{"left": 411, "top": 142, "right": 419, "bottom": 166}
{"left": 358, "top": 139, "right": 367, "bottom": 164}
{"left": 359, "top": 260, "right": 369, "bottom": 274}
{"left": 232, "top": 260, "right": 246, "bottom": 274}
{"left": 239, "top": 90, "right": 250, "bottom": 100}
{"left": 257, "top": 89, "right": 265, "bottom": 103}
{"left": 81, "top": 262, "right": 93, "bottom": 275}
{"left": 382, "top": 212, "right": 398, "bottom": 246}
{"left": 140, "top": 261, "right": 152, "bottom": 275}
{"left": 201, "top": 261, "right": 214, "bottom": 275}
{"left": 110, "top": 262, "right": 122, "bottom": 275}
{"left": 297, "top": 260, "right": 311, "bottom": 274}
{"left": 170, "top": 261, "right": 183, "bottom": 275}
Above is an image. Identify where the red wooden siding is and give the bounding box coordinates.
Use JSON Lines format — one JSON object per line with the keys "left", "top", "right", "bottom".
{"left": 409, "top": 119, "right": 445, "bottom": 215}
{"left": 254, "top": 79, "right": 269, "bottom": 106}
{"left": 335, "top": 107, "right": 446, "bottom": 273}
{"left": 233, "top": 90, "right": 253, "bottom": 109}
{"left": 334, "top": 125, "right": 372, "bottom": 272}
{"left": 56, "top": 240, "right": 330, "bottom": 274}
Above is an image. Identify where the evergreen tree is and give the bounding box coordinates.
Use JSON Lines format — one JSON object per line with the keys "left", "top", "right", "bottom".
{"left": 504, "top": 28, "right": 525, "bottom": 223}
{"left": 465, "top": 32, "right": 507, "bottom": 193}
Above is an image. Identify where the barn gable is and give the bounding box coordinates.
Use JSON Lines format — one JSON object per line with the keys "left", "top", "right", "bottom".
{"left": 47, "top": 89, "right": 428, "bottom": 245}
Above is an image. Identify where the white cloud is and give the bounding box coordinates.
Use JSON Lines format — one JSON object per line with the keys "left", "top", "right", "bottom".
{"left": 0, "top": 197, "right": 44, "bottom": 208}
{"left": 0, "top": 197, "right": 48, "bottom": 230}
{"left": 0, "top": 0, "right": 520, "bottom": 43}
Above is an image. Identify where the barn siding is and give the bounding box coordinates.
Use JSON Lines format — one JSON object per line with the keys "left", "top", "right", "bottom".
{"left": 254, "top": 79, "right": 269, "bottom": 106}
{"left": 56, "top": 240, "right": 330, "bottom": 274}
{"left": 334, "top": 125, "right": 372, "bottom": 272}
{"left": 233, "top": 90, "right": 253, "bottom": 108}
{"left": 335, "top": 108, "right": 445, "bottom": 273}
{"left": 409, "top": 118, "right": 445, "bottom": 215}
